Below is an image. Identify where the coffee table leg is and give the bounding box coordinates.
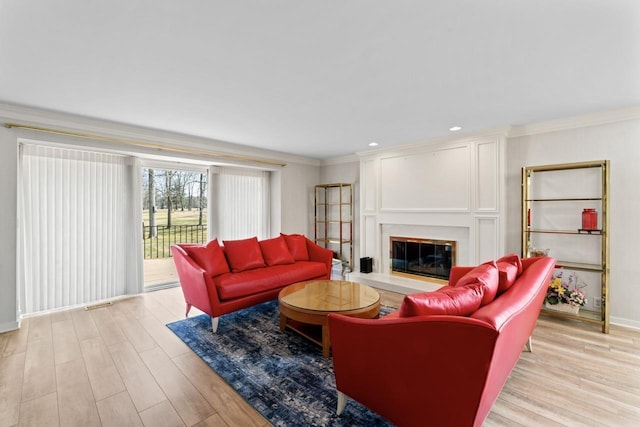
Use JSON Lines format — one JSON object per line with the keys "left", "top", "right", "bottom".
{"left": 280, "top": 313, "right": 287, "bottom": 332}
{"left": 322, "top": 325, "right": 330, "bottom": 358}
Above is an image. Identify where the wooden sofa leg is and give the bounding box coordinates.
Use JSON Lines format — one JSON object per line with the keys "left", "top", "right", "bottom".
{"left": 185, "top": 303, "right": 192, "bottom": 317}
{"left": 525, "top": 336, "right": 533, "bottom": 352}
{"left": 211, "top": 317, "right": 219, "bottom": 333}
{"left": 337, "top": 391, "right": 349, "bottom": 415}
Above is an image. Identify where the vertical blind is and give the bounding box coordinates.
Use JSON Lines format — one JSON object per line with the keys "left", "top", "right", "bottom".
{"left": 19, "top": 144, "right": 142, "bottom": 314}
{"left": 209, "top": 166, "right": 270, "bottom": 241}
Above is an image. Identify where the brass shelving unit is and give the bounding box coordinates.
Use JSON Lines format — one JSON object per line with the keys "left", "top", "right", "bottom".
{"left": 314, "top": 183, "right": 353, "bottom": 270}
{"left": 522, "top": 160, "right": 610, "bottom": 333}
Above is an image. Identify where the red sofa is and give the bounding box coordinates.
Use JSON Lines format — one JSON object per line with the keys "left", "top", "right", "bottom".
{"left": 171, "top": 234, "right": 332, "bottom": 332}
{"left": 328, "top": 255, "right": 556, "bottom": 427}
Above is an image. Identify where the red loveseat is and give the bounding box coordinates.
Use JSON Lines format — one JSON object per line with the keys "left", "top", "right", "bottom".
{"left": 171, "top": 234, "right": 332, "bottom": 332}
{"left": 328, "top": 255, "right": 556, "bottom": 427}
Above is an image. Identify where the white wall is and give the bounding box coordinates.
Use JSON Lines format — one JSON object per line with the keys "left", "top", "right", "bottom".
{"left": 280, "top": 162, "right": 321, "bottom": 236}
{"left": 0, "top": 127, "right": 18, "bottom": 331}
{"left": 507, "top": 118, "right": 640, "bottom": 328}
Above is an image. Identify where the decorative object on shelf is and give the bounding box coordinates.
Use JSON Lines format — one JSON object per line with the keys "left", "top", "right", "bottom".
{"left": 581, "top": 208, "right": 598, "bottom": 231}
{"left": 529, "top": 248, "right": 549, "bottom": 257}
{"left": 544, "top": 271, "right": 587, "bottom": 315}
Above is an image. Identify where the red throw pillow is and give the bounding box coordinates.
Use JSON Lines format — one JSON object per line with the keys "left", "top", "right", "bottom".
{"left": 495, "top": 253, "right": 523, "bottom": 294}
{"left": 223, "top": 237, "right": 266, "bottom": 272}
{"left": 259, "top": 236, "right": 295, "bottom": 266}
{"left": 398, "top": 284, "right": 485, "bottom": 317}
{"left": 280, "top": 233, "right": 309, "bottom": 261}
{"left": 454, "top": 260, "right": 499, "bottom": 306}
{"left": 497, "top": 253, "right": 523, "bottom": 275}
{"left": 184, "top": 239, "right": 230, "bottom": 277}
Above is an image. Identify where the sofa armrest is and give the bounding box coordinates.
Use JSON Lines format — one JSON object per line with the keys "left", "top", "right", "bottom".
{"left": 328, "top": 314, "right": 498, "bottom": 427}
{"left": 171, "top": 245, "right": 215, "bottom": 317}
{"left": 305, "top": 238, "right": 333, "bottom": 279}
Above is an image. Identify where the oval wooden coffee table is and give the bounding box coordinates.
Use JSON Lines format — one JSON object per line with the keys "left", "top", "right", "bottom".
{"left": 278, "top": 279, "right": 380, "bottom": 358}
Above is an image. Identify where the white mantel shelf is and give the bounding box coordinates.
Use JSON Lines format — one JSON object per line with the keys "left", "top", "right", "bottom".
{"left": 348, "top": 271, "right": 443, "bottom": 295}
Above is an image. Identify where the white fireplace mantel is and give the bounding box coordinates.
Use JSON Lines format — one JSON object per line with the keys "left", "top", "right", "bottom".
{"left": 355, "top": 133, "right": 507, "bottom": 291}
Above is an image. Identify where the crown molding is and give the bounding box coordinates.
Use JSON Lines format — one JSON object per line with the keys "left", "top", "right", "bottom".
{"left": 354, "top": 126, "right": 510, "bottom": 160}
{"left": 0, "top": 102, "right": 321, "bottom": 167}
{"left": 508, "top": 106, "right": 640, "bottom": 138}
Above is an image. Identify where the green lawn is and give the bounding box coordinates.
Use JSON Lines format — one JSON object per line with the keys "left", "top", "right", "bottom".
{"left": 142, "top": 209, "right": 207, "bottom": 258}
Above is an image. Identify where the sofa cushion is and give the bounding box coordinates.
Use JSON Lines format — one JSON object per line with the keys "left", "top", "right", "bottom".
{"left": 259, "top": 236, "right": 295, "bottom": 266}
{"left": 223, "top": 237, "right": 266, "bottom": 272}
{"left": 454, "top": 261, "right": 499, "bottom": 306}
{"left": 214, "top": 261, "right": 327, "bottom": 300}
{"left": 184, "top": 239, "right": 230, "bottom": 277}
{"left": 281, "top": 233, "right": 310, "bottom": 261}
{"left": 398, "top": 284, "right": 485, "bottom": 317}
{"left": 497, "top": 253, "right": 523, "bottom": 275}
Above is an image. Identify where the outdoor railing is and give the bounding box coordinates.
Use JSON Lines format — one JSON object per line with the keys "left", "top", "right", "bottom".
{"left": 143, "top": 224, "right": 207, "bottom": 259}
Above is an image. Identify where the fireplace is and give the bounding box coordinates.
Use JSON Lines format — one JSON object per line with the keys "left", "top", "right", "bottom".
{"left": 390, "top": 237, "right": 456, "bottom": 281}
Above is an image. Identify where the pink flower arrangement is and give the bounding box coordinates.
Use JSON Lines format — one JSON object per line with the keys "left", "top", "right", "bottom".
{"left": 546, "top": 271, "right": 587, "bottom": 308}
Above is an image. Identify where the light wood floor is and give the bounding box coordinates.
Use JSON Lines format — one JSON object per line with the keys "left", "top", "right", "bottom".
{"left": 0, "top": 287, "right": 638, "bottom": 427}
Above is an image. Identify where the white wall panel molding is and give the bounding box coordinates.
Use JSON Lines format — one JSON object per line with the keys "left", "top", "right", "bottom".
{"left": 379, "top": 144, "right": 471, "bottom": 211}
{"left": 475, "top": 216, "right": 501, "bottom": 264}
{"left": 475, "top": 139, "right": 500, "bottom": 212}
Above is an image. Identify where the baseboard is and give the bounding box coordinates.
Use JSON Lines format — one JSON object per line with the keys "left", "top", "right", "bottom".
{"left": 611, "top": 316, "right": 640, "bottom": 331}
{"left": 0, "top": 319, "right": 20, "bottom": 333}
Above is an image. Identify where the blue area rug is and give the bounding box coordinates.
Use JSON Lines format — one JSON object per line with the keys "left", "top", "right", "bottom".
{"left": 166, "top": 300, "right": 393, "bottom": 427}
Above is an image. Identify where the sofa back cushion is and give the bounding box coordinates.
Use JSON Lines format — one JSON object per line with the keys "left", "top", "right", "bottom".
{"left": 259, "top": 236, "right": 295, "bottom": 266}
{"left": 223, "top": 237, "right": 266, "bottom": 272}
{"left": 184, "top": 238, "right": 230, "bottom": 277}
{"left": 281, "top": 233, "right": 310, "bottom": 261}
{"left": 398, "top": 284, "right": 485, "bottom": 317}
{"left": 496, "top": 254, "right": 523, "bottom": 294}
{"left": 454, "top": 261, "right": 499, "bottom": 306}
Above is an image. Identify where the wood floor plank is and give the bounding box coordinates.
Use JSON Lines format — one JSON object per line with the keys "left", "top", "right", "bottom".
{"left": 89, "top": 308, "right": 127, "bottom": 347}
{"left": 52, "top": 319, "right": 81, "bottom": 365}
{"left": 18, "top": 391, "right": 59, "bottom": 427}
{"left": 172, "top": 352, "right": 267, "bottom": 427}
{"left": 70, "top": 308, "right": 100, "bottom": 342}
{"left": 95, "top": 391, "right": 144, "bottom": 427}
{"left": 26, "top": 314, "right": 52, "bottom": 343}
{"left": 0, "top": 352, "right": 26, "bottom": 427}
{"left": 139, "top": 347, "right": 215, "bottom": 426}
{"left": 191, "top": 413, "right": 229, "bottom": 427}
{"left": 108, "top": 341, "right": 166, "bottom": 412}
{"left": 136, "top": 312, "right": 191, "bottom": 359}
{"left": 80, "top": 336, "right": 126, "bottom": 401}
{"left": 111, "top": 312, "right": 157, "bottom": 354}
{"left": 56, "top": 357, "right": 101, "bottom": 427}
{"left": 21, "top": 337, "right": 56, "bottom": 402}
{"left": 139, "top": 400, "right": 186, "bottom": 427}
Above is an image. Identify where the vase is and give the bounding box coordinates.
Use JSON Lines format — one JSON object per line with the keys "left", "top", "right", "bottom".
{"left": 545, "top": 302, "right": 579, "bottom": 315}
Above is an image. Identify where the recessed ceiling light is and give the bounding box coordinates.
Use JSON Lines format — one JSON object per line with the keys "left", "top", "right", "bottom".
{"left": 368, "top": 142, "right": 379, "bottom": 147}
{"left": 449, "top": 126, "right": 462, "bottom": 132}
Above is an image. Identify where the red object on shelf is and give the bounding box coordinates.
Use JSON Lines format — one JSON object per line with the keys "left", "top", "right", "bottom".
{"left": 582, "top": 208, "right": 598, "bottom": 230}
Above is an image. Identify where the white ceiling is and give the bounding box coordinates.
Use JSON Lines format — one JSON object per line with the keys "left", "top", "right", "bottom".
{"left": 1, "top": 1, "right": 639, "bottom": 159}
